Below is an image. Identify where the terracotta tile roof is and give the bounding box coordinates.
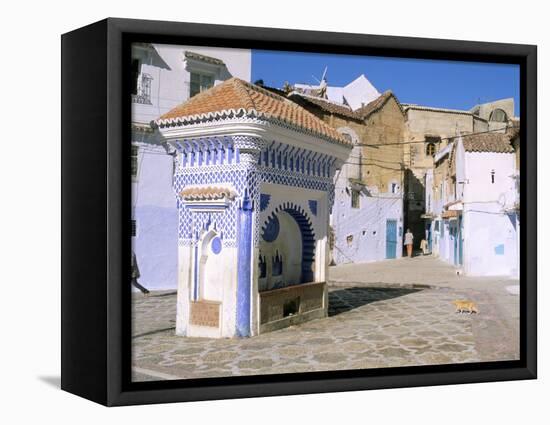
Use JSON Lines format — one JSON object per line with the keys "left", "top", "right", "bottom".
{"left": 356, "top": 90, "right": 403, "bottom": 119}
{"left": 180, "top": 186, "right": 235, "bottom": 201}
{"left": 287, "top": 92, "right": 363, "bottom": 121}
{"left": 156, "top": 78, "right": 350, "bottom": 146}
{"left": 184, "top": 51, "right": 225, "bottom": 66}
{"left": 461, "top": 133, "right": 514, "bottom": 153}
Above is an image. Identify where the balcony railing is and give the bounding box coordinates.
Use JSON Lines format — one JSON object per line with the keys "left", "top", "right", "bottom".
{"left": 132, "top": 73, "right": 153, "bottom": 105}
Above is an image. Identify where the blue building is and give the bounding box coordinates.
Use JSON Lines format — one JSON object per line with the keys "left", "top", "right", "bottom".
{"left": 155, "top": 78, "right": 352, "bottom": 337}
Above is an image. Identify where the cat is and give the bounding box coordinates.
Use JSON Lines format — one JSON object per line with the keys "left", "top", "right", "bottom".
{"left": 452, "top": 300, "right": 478, "bottom": 314}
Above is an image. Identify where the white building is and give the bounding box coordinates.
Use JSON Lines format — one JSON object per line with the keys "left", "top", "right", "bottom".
{"left": 427, "top": 133, "right": 519, "bottom": 276}
{"left": 131, "top": 44, "right": 251, "bottom": 291}
{"left": 294, "top": 74, "right": 381, "bottom": 111}
{"left": 331, "top": 142, "right": 404, "bottom": 264}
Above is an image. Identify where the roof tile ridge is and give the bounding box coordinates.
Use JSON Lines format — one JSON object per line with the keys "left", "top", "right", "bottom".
{"left": 230, "top": 78, "right": 257, "bottom": 112}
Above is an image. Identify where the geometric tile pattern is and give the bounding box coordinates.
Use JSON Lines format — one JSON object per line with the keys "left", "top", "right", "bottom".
{"left": 173, "top": 136, "right": 338, "bottom": 248}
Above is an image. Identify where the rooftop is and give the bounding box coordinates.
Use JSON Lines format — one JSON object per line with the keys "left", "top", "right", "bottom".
{"left": 461, "top": 133, "right": 514, "bottom": 153}
{"left": 403, "top": 104, "right": 477, "bottom": 116}
{"left": 156, "top": 78, "right": 350, "bottom": 146}
{"left": 287, "top": 92, "right": 362, "bottom": 121}
{"left": 356, "top": 90, "right": 403, "bottom": 119}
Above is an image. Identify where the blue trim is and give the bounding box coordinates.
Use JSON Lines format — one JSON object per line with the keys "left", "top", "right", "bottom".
{"left": 236, "top": 190, "right": 253, "bottom": 337}
{"left": 185, "top": 204, "right": 229, "bottom": 210}
{"left": 211, "top": 237, "right": 222, "bottom": 255}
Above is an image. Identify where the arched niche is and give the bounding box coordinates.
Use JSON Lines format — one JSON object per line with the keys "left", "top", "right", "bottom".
{"left": 259, "top": 204, "right": 316, "bottom": 290}
{"left": 198, "top": 230, "right": 224, "bottom": 301}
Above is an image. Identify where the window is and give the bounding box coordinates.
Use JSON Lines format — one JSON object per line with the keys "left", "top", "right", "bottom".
{"left": 425, "top": 136, "right": 440, "bottom": 157}
{"left": 351, "top": 190, "right": 360, "bottom": 208}
{"left": 131, "top": 59, "right": 140, "bottom": 95}
{"left": 489, "top": 108, "right": 508, "bottom": 123}
{"left": 190, "top": 72, "right": 214, "bottom": 97}
{"left": 390, "top": 182, "right": 399, "bottom": 194}
{"left": 346, "top": 235, "right": 354, "bottom": 246}
{"left": 131, "top": 146, "right": 139, "bottom": 179}
{"left": 131, "top": 58, "right": 153, "bottom": 104}
{"left": 131, "top": 219, "right": 137, "bottom": 237}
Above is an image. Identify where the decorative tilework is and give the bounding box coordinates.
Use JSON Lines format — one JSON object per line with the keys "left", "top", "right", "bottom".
{"left": 260, "top": 193, "right": 271, "bottom": 212}
{"left": 260, "top": 201, "right": 316, "bottom": 284}
{"left": 308, "top": 200, "right": 318, "bottom": 216}
{"left": 262, "top": 215, "right": 280, "bottom": 242}
{"left": 174, "top": 136, "right": 337, "bottom": 249}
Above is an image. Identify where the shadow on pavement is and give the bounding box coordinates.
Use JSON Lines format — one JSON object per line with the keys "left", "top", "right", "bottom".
{"left": 328, "top": 286, "right": 421, "bottom": 317}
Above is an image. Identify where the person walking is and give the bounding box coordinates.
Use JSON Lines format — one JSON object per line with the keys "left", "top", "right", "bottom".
{"left": 404, "top": 229, "right": 414, "bottom": 258}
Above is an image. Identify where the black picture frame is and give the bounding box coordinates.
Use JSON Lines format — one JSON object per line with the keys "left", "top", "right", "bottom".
{"left": 61, "top": 17, "right": 537, "bottom": 406}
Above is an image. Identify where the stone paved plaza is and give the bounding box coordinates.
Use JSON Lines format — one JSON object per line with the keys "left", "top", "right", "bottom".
{"left": 132, "top": 256, "right": 519, "bottom": 381}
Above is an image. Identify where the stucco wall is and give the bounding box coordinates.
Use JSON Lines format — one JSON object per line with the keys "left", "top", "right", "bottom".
{"left": 132, "top": 141, "right": 178, "bottom": 291}
{"left": 461, "top": 151, "right": 518, "bottom": 276}
{"left": 332, "top": 190, "right": 403, "bottom": 264}
{"left": 462, "top": 207, "right": 518, "bottom": 276}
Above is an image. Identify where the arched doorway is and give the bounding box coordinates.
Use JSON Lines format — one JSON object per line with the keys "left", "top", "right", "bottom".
{"left": 259, "top": 203, "right": 316, "bottom": 290}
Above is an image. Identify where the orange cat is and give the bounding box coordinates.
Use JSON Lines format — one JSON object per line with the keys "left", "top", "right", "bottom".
{"left": 452, "top": 300, "right": 478, "bottom": 314}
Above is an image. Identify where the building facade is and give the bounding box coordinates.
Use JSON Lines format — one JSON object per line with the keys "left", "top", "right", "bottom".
{"left": 155, "top": 78, "right": 352, "bottom": 338}
{"left": 404, "top": 98, "right": 515, "bottom": 253}
{"left": 425, "top": 132, "right": 518, "bottom": 276}
{"left": 287, "top": 84, "right": 407, "bottom": 265}
{"left": 131, "top": 44, "right": 251, "bottom": 291}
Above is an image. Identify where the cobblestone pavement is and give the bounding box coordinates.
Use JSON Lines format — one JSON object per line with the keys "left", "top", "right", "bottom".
{"left": 132, "top": 256, "right": 519, "bottom": 381}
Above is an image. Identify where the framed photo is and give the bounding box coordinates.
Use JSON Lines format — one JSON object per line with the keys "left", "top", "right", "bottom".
{"left": 61, "top": 18, "right": 537, "bottom": 406}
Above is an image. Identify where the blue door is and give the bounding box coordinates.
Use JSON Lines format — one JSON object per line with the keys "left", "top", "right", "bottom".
{"left": 453, "top": 223, "right": 459, "bottom": 265}
{"left": 386, "top": 219, "right": 397, "bottom": 259}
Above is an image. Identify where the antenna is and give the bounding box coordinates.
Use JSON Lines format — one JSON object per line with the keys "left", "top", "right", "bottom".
{"left": 312, "top": 66, "right": 328, "bottom": 85}
{"left": 321, "top": 66, "right": 328, "bottom": 82}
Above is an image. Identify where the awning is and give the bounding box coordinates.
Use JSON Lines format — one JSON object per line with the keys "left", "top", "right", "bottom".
{"left": 444, "top": 200, "right": 463, "bottom": 211}
{"left": 441, "top": 210, "right": 459, "bottom": 219}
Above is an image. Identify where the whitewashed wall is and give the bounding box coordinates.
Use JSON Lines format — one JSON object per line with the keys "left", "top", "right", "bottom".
{"left": 332, "top": 188, "right": 403, "bottom": 264}
{"left": 461, "top": 150, "right": 518, "bottom": 276}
